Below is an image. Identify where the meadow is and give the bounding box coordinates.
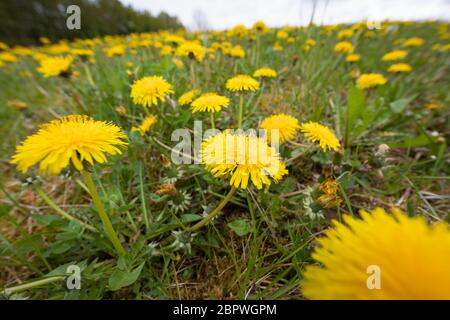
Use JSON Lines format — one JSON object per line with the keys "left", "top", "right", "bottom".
{"left": 0, "top": 20, "right": 449, "bottom": 300}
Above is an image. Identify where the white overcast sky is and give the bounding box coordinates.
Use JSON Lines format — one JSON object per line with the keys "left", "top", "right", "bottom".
{"left": 120, "top": 0, "right": 450, "bottom": 30}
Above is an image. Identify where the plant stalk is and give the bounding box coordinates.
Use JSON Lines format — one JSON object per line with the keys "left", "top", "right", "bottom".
{"left": 81, "top": 170, "right": 126, "bottom": 256}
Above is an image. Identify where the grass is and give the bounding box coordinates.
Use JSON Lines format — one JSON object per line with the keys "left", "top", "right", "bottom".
{"left": 0, "top": 20, "right": 449, "bottom": 299}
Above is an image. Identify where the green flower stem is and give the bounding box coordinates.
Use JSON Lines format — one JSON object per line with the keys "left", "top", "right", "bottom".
{"left": 189, "top": 187, "right": 236, "bottom": 232}
{"left": 81, "top": 170, "right": 126, "bottom": 256}
{"left": 35, "top": 186, "right": 97, "bottom": 232}
{"left": 3, "top": 276, "right": 64, "bottom": 295}
{"left": 210, "top": 112, "right": 215, "bottom": 129}
{"left": 238, "top": 93, "right": 244, "bottom": 128}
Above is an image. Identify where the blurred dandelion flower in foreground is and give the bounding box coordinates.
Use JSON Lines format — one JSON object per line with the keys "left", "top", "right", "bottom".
{"left": 334, "top": 41, "right": 354, "bottom": 54}
{"left": 382, "top": 50, "right": 408, "bottom": 61}
{"left": 388, "top": 63, "right": 412, "bottom": 73}
{"left": 131, "top": 115, "right": 157, "bottom": 136}
{"left": 346, "top": 53, "right": 361, "bottom": 62}
{"left": 253, "top": 67, "right": 277, "bottom": 78}
{"left": 191, "top": 93, "right": 230, "bottom": 113}
{"left": 37, "top": 56, "right": 73, "bottom": 77}
{"left": 300, "top": 122, "right": 340, "bottom": 152}
{"left": 356, "top": 73, "right": 387, "bottom": 90}
{"left": 178, "top": 89, "right": 199, "bottom": 106}
{"left": 201, "top": 132, "right": 288, "bottom": 189}
{"left": 226, "top": 75, "right": 259, "bottom": 92}
{"left": 302, "top": 207, "right": 450, "bottom": 299}
{"left": 131, "top": 76, "right": 173, "bottom": 108}
{"left": 11, "top": 115, "right": 127, "bottom": 175}
{"left": 260, "top": 113, "right": 300, "bottom": 143}
{"left": 403, "top": 37, "right": 425, "bottom": 47}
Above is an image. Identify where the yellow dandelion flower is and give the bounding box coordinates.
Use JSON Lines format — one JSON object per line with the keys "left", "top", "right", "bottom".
{"left": 201, "top": 132, "right": 288, "bottom": 189}
{"left": 178, "top": 89, "right": 199, "bottom": 106}
{"left": 229, "top": 45, "right": 245, "bottom": 58}
{"left": 252, "top": 20, "right": 268, "bottom": 32}
{"left": 306, "top": 38, "right": 316, "bottom": 47}
{"left": 176, "top": 41, "right": 206, "bottom": 62}
{"left": 346, "top": 53, "right": 361, "bottom": 62}
{"left": 403, "top": 37, "right": 425, "bottom": 47}
{"left": 334, "top": 41, "right": 354, "bottom": 54}
{"left": 382, "top": 50, "right": 408, "bottom": 61}
{"left": 338, "top": 28, "right": 354, "bottom": 39}
{"left": 300, "top": 122, "right": 340, "bottom": 151}
{"left": 260, "top": 113, "right": 300, "bottom": 143}
{"left": 131, "top": 76, "right": 173, "bottom": 108}
{"left": 131, "top": 115, "right": 157, "bottom": 136}
{"left": 253, "top": 67, "right": 277, "bottom": 78}
{"left": 160, "top": 45, "right": 173, "bottom": 57}
{"left": 0, "top": 52, "right": 18, "bottom": 63}
{"left": 302, "top": 207, "right": 450, "bottom": 300}
{"left": 276, "top": 30, "right": 288, "bottom": 39}
{"left": 191, "top": 93, "right": 230, "bottom": 113}
{"left": 71, "top": 48, "right": 94, "bottom": 59}
{"left": 11, "top": 115, "right": 127, "bottom": 175}
{"left": 104, "top": 45, "right": 125, "bottom": 58}
{"left": 388, "top": 63, "right": 412, "bottom": 73}
{"left": 226, "top": 74, "right": 259, "bottom": 92}
{"left": 228, "top": 24, "right": 247, "bottom": 38}
{"left": 37, "top": 56, "right": 73, "bottom": 77}
{"left": 356, "top": 73, "right": 387, "bottom": 90}
{"left": 318, "top": 179, "right": 342, "bottom": 208}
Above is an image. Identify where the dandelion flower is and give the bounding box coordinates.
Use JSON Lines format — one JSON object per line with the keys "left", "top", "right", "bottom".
{"left": 260, "top": 114, "right": 300, "bottom": 143}
{"left": 71, "top": 49, "right": 94, "bottom": 59}
{"left": 253, "top": 67, "right": 277, "bottom": 78}
{"left": 388, "top": 63, "right": 412, "bottom": 73}
{"left": 104, "top": 45, "right": 125, "bottom": 58}
{"left": 191, "top": 93, "right": 230, "bottom": 113}
{"left": 178, "top": 89, "right": 199, "bottom": 106}
{"left": 403, "top": 37, "right": 425, "bottom": 47}
{"left": 229, "top": 45, "right": 245, "bottom": 58}
{"left": 0, "top": 52, "right": 18, "bottom": 63}
{"left": 252, "top": 21, "right": 268, "bottom": 32}
{"left": 11, "top": 115, "right": 127, "bottom": 175}
{"left": 334, "top": 41, "right": 354, "bottom": 54}
{"left": 356, "top": 73, "right": 387, "bottom": 90}
{"left": 226, "top": 74, "right": 259, "bottom": 92}
{"left": 338, "top": 28, "right": 354, "bottom": 39}
{"left": 300, "top": 122, "right": 340, "bottom": 151}
{"left": 176, "top": 41, "right": 206, "bottom": 62}
{"left": 382, "top": 50, "right": 408, "bottom": 61}
{"left": 302, "top": 207, "right": 450, "bottom": 299}
{"left": 346, "top": 53, "right": 361, "bottom": 62}
{"left": 37, "top": 56, "right": 73, "bottom": 77}
{"left": 131, "top": 76, "right": 173, "bottom": 108}
{"left": 201, "top": 132, "right": 288, "bottom": 189}
{"left": 131, "top": 115, "right": 157, "bottom": 136}
{"left": 318, "top": 179, "right": 342, "bottom": 208}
